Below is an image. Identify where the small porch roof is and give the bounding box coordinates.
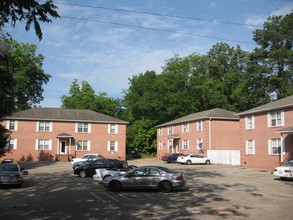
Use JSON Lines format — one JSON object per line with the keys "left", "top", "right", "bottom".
{"left": 56, "top": 132, "right": 73, "bottom": 138}
{"left": 277, "top": 125, "right": 293, "bottom": 134}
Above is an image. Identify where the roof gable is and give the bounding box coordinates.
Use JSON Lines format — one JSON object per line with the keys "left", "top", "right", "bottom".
{"left": 237, "top": 95, "right": 293, "bottom": 116}
{"left": 156, "top": 108, "right": 239, "bottom": 127}
{"left": 4, "top": 108, "right": 128, "bottom": 124}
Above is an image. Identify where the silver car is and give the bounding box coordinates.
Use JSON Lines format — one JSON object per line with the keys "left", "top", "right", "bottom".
{"left": 0, "top": 163, "right": 28, "bottom": 187}
{"left": 102, "top": 166, "right": 186, "bottom": 193}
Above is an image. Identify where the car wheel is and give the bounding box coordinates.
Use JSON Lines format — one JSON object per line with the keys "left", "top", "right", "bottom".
{"left": 186, "top": 160, "right": 192, "bottom": 165}
{"left": 79, "top": 170, "right": 87, "bottom": 178}
{"left": 205, "top": 160, "right": 211, "bottom": 165}
{"left": 109, "top": 180, "right": 121, "bottom": 192}
{"left": 159, "top": 181, "right": 172, "bottom": 193}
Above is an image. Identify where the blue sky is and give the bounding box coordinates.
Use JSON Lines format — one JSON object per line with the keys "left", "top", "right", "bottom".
{"left": 4, "top": 0, "right": 293, "bottom": 108}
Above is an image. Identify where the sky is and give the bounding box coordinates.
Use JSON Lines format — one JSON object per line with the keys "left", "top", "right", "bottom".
{"left": 4, "top": 0, "right": 293, "bottom": 108}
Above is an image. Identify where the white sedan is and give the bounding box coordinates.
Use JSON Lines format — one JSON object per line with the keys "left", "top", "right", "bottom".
{"left": 71, "top": 154, "right": 103, "bottom": 165}
{"left": 177, "top": 154, "right": 211, "bottom": 165}
{"left": 274, "top": 160, "right": 293, "bottom": 180}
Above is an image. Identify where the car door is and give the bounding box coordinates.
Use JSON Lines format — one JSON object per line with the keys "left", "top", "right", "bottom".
{"left": 190, "top": 155, "right": 205, "bottom": 164}
{"left": 122, "top": 167, "right": 147, "bottom": 189}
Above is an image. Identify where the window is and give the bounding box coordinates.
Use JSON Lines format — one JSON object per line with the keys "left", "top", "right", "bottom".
{"left": 158, "top": 141, "right": 163, "bottom": 150}
{"left": 76, "top": 123, "right": 90, "bottom": 133}
{"left": 158, "top": 128, "right": 163, "bottom": 136}
{"left": 168, "top": 126, "right": 173, "bottom": 135}
{"left": 182, "top": 140, "right": 189, "bottom": 150}
{"left": 76, "top": 140, "right": 90, "bottom": 151}
{"left": 108, "top": 141, "right": 118, "bottom": 151}
{"left": 37, "top": 121, "right": 52, "bottom": 132}
{"left": 35, "top": 139, "right": 52, "bottom": 150}
{"left": 8, "top": 120, "right": 18, "bottom": 131}
{"left": 6, "top": 139, "right": 17, "bottom": 150}
{"left": 245, "top": 140, "right": 255, "bottom": 155}
{"left": 197, "top": 120, "right": 203, "bottom": 131}
{"left": 245, "top": 115, "right": 255, "bottom": 130}
{"left": 182, "top": 123, "right": 189, "bottom": 133}
{"left": 267, "top": 111, "right": 284, "bottom": 127}
{"left": 108, "top": 124, "right": 118, "bottom": 134}
{"left": 196, "top": 139, "right": 203, "bottom": 150}
{"left": 268, "top": 138, "right": 282, "bottom": 155}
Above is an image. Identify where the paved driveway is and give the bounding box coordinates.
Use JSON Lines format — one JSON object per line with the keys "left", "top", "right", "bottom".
{"left": 0, "top": 158, "right": 292, "bottom": 220}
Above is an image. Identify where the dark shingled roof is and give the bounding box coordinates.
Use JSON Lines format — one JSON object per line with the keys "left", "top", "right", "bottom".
{"left": 236, "top": 95, "right": 293, "bottom": 116}
{"left": 5, "top": 108, "right": 128, "bottom": 124}
{"left": 156, "top": 108, "right": 239, "bottom": 127}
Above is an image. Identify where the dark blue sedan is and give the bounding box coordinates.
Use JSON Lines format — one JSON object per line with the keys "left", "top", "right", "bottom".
{"left": 162, "top": 153, "right": 184, "bottom": 163}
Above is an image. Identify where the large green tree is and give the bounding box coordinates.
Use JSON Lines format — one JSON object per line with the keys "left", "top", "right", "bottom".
{"left": 252, "top": 12, "right": 293, "bottom": 99}
{"left": 0, "top": 0, "right": 60, "bottom": 40}
{"left": 61, "top": 79, "right": 123, "bottom": 118}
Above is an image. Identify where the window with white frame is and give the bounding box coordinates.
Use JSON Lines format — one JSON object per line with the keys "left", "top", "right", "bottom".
{"left": 245, "top": 115, "right": 255, "bottom": 130}
{"left": 168, "top": 126, "right": 173, "bottom": 135}
{"left": 108, "top": 124, "right": 118, "bottom": 134}
{"left": 182, "top": 123, "right": 189, "bottom": 133}
{"left": 197, "top": 120, "right": 203, "bottom": 131}
{"left": 245, "top": 140, "right": 255, "bottom": 155}
{"left": 108, "top": 141, "right": 118, "bottom": 151}
{"left": 37, "top": 121, "right": 52, "bottom": 132}
{"left": 158, "top": 128, "right": 163, "bottom": 136}
{"left": 8, "top": 120, "right": 18, "bottom": 131}
{"left": 267, "top": 111, "right": 284, "bottom": 127}
{"left": 182, "top": 140, "right": 189, "bottom": 150}
{"left": 76, "top": 140, "right": 90, "bottom": 151}
{"left": 6, "top": 139, "right": 17, "bottom": 150}
{"left": 196, "top": 139, "right": 203, "bottom": 150}
{"left": 268, "top": 138, "right": 282, "bottom": 155}
{"left": 158, "top": 141, "right": 163, "bottom": 150}
{"left": 35, "top": 139, "right": 52, "bottom": 150}
{"left": 76, "top": 123, "right": 90, "bottom": 133}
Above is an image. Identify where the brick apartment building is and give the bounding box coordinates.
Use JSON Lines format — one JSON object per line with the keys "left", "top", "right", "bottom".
{"left": 1, "top": 108, "right": 128, "bottom": 162}
{"left": 237, "top": 95, "right": 293, "bottom": 170}
{"left": 156, "top": 108, "right": 241, "bottom": 166}
{"left": 157, "top": 95, "right": 293, "bottom": 170}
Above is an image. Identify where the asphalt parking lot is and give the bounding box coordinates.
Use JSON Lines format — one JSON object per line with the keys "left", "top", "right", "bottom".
{"left": 0, "top": 158, "right": 292, "bottom": 220}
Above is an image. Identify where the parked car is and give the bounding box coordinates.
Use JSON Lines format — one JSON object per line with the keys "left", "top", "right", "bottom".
{"left": 274, "top": 160, "right": 293, "bottom": 180}
{"left": 102, "top": 166, "right": 186, "bottom": 193}
{"left": 93, "top": 165, "right": 138, "bottom": 183}
{"left": 162, "top": 153, "right": 184, "bottom": 163}
{"left": 0, "top": 163, "right": 29, "bottom": 187}
{"left": 177, "top": 154, "right": 211, "bottom": 165}
{"left": 71, "top": 154, "right": 103, "bottom": 165}
{"left": 73, "top": 158, "right": 128, "bottom": 178}
{"left": 1, "top": 159, "right": 14, "bottom": 164}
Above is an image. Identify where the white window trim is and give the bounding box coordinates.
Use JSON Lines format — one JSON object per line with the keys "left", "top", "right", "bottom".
{"left": 168, "top": 126, "right": 173, "bottom": 135}
{"left": 182, "top": 123, "right": 189, "bottom": 133}
{"left": 267, "top": 111, "right": 284, "bottom": 127}
{"left": 107, "top": 141, "right": 118, "bottom": 151}
{"left": 268, "top": 138, "right": 284, "bottom": 155}
{"left": 197, "top": 120, "right": 203, "bottom": 131}
{"left": 76, "top": 140, "right": 91, "bottom": 151}
{"left": 108, "top": 124, "right": 118, "bottom": 134}
{"left": 196, "top": 139, "right": 203, "bottom": 150}
{"left": 245, "top": 140, "right": 255, "bottom": 155}
{"left": 75, "top": 123, "right": 91, "bottom": 133}
{"left": 7, "top": 120, "right": 18, "bottom": 131}
{"left": 182, "top": 140, "right": 189, "bottom": 150}
{"left": 36, "top": 121, "right": 53, "bottom": 132}
{"left": 35, "top": 139, "right": 52, "bottom": 150}
{"left": 245, "top": 115, "right": 255, "bottom": 130}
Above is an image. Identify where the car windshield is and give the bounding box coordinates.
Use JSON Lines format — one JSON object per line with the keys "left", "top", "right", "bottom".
{"left": 0, "top": 164, "right": 18, "bottom": 171}
{"left": 284, "top": 161, "right": 293, "bottom": 167}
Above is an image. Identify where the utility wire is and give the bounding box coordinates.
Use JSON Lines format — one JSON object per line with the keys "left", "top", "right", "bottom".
{"left": 55, "top": 1, "right": 262, "bottom": 28}
{"left": 61, "top": 15, "right": 256, "bottom": 45}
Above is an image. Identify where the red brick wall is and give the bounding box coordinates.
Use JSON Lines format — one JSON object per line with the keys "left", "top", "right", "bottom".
{"left": 157, "top": 119, "right": 240, "bottom": 159}
{"left": 1, "top": 120, "right": 126, "bottom": 162}
{"left": 240, "top": 107, "right": 293, "bottom": 170}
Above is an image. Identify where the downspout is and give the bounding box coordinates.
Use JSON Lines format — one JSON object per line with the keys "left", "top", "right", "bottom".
{"left": 209, "top": 118, "right": 212, "bottom": 150}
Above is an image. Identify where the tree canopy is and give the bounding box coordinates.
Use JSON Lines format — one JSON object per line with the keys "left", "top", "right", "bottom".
{"left": 0, "top": 0, "right": 60, "bottom": 40}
